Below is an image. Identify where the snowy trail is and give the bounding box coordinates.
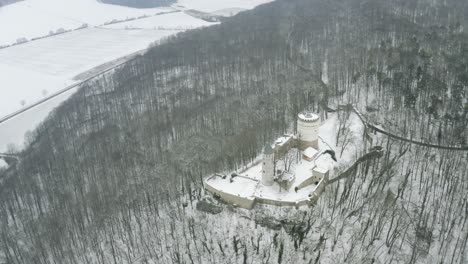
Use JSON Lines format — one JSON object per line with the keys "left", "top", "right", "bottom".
{"left": 351, "top": 105, "right": 468, "bottom": 151}
{"left": 0, "top": 52, "right": 138, "bottom": 125}
{"left": 0, "top": 153, "right": 18, "bottom": 160}
{"left": 0, "top": 85, "right": 78, "bottom": 152}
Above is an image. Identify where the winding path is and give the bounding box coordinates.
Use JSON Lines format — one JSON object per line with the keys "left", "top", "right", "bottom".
{"left": 0, "top": 153, "right": 18, "bottom": 161}
{"left": 0, "top": 54, "right": 140, "bottom": 125}
{"left": 350, "top": 105, "right": 468, "bottom": 151}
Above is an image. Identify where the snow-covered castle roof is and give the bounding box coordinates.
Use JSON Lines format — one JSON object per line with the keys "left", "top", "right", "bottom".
{"left": 298, "top": 112, "right": 319, "bottom": 122}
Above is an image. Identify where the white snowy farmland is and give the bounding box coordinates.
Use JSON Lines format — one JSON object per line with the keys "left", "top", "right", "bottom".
{"left": 102, "top": 11, "right": 215, "bottom": 30}
{"left": 0, "top": 27, "right": 180, "bottom": 117}
{"left": 0, "top": 26, "right": 179, "bottom": 151}
{"left": 176, "top": 0, "right": 273, "bottom": 13}
{"left": 0, "top": 0, "right": 272, "bottom": 152}
{"left": 0, "top": 0, "right": 273, "bottom": 47}
{"left": 0, "top": 0, "right": 175, "bottom": 46}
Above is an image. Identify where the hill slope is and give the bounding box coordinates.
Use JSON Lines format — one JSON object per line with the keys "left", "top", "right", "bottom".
{"left": 1, "top": 0, "right": 468, "bottom": 263}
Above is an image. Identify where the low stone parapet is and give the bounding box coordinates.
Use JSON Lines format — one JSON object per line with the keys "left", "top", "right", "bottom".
{"left": 204, "top": 175, "right": 256, "bottom": 209}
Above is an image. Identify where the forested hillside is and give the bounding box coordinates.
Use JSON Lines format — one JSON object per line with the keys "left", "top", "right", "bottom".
{"left": 1, "top": 0, "right": 468, "bottom": 263}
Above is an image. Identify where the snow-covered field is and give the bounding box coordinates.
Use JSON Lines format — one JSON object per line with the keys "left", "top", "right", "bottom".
{"left": 0, "top": 64, "right": 70, "bottom": 117}
{"left": 0, "top": 86, "right": 79, "bottom": 152}
{"left": 0, "top": 27, "right": 180, "bottom": 117}
{"left": 177, "top": 0, "right": 272, "bottom": 13}
{"left": 0, "top": 0, "right": 273, "bottom": 46}
{"left": 0, "top": 0, "right": 273, "bottom": 152}
{"left": 103, "top": 11, "right": 214, "bottom": 30}
{"left": 0, "top": 0, "right": 175, "bottom": 46}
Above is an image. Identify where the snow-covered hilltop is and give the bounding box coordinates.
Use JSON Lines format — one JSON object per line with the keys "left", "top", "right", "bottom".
{"left": 204, "top": 112, "right": 337, "bottom": 209}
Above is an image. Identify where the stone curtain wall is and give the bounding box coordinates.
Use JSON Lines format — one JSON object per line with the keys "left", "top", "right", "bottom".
{"left": 204, "top": 176, "right": 256, "bottom": 209}
{"left": 204, "top": 175, "right": 329, "bottom": 209}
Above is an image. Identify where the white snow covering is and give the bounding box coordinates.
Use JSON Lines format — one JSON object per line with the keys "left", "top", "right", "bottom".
{"left": 0, "top": 64, "right": 71, "bottom": 116}
{"left": 176, "top": 0, "right": 272, "bottom": 13}
{"left": 318, "top": 112, "right": 366, "bottom": 171}
{"left": 0, "top": 158, "right": 7, "bottom": 169}
{"left": 207, "top": 156, "right": 326, "bottom": 203}
{"left": 298, "top": 112, "right": 319, "bottom": 122}
{"left": 0, "top": 0, "right": 273, "bottom": 46}
{"left": 207, "top": 175, "right": 258, "bottom": 198}
{"left": 0, "top": 0, "right": 175, "bottom": 46}
{"left": 0, "top": 27, "right": 179, "bottom": 117}
{"left": 274, "top": 134, "right": 293, "bottom": 146}
{"left": 103, "top": 11, "right": 215, "bottom": 30}
{"left": 210, "top": 7, "right": 246, "bottom": 17}
{"left": 255, "top": 179, "right": 318, "bottom": 202}
{"left": 0, "top": 85, "right": 79, "bottom": 152}
{"left": 314, "top": 153, "right": 335, "bottom": 171}
{"left": 303, "top": 146, "right": 318, "bottom": 158}
{"left": 313, "top": 166, "right": 328, "bottom": 174}
{"left": 241, "top": 162, "right": 263, "bottom": 181}
{"left": 0, "top": 28, "right": 178, "bottom": 80}
{"left": 319, "top": 115, "right": 338, "bottom": 146}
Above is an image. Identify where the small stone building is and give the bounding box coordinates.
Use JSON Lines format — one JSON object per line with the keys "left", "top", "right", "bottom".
{"left": 302, "top": 146, "right": 318, "bottom": 161}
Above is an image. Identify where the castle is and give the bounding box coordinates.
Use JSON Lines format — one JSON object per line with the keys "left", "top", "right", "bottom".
{"left": 204, "top": 111, "right": 334, "bottom": 209}
{"left": 261, "top": 112, "right": 322, "bottom": 188}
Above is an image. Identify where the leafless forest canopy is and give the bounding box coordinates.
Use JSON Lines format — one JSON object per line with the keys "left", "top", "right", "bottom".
{"left": 1, "top": 0, "right": 468, "bottom": 263}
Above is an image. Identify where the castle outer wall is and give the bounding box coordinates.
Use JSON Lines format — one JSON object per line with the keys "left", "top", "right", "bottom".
{"left": 204, "top": 174, "right": 328, "bottom": 209}
{"left": 203, "top": 175, "right": 256, "bottom": 209}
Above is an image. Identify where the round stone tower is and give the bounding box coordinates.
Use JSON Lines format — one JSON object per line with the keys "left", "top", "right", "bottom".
{"left": 297, "top": 112, "right": 320, "bottom": 150}
{"left": 261, "top": 144, "right": 275, "bottom": 186}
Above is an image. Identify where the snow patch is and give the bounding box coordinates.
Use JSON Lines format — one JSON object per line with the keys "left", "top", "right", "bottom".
{"left": 0, "top": 0, "right": 175, "bottom": 46}
{"left": 102, "top": 11, "right": 216, "bottom": 30}
{"left": 0, "top": 158, "right": 8, "bottom": 169}
{"left": 210, "top": 7, "right": 246, "bottom": 17}
{"left": 176, "top": 0, "right": 272, "bottom": 13}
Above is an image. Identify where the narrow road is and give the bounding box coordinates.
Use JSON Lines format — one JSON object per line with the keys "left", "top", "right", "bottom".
{"left": 350, "top": 105, "right": 468, "bottom": 151}
{"left": 0, "top": 55, "right": 140, "bottom": 125}
{"left": 0, "top": 153, "right": 19, "bottom": 161}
